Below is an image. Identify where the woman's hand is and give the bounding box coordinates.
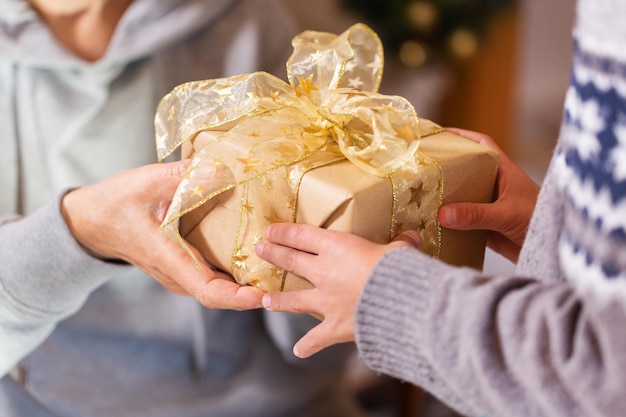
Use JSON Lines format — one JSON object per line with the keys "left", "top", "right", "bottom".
{"left": 256, "top": 223, "right": 420, "bottom": 358}
{"left": 439, "top": 128, "right": 540, "bottom": 262}
{"left": 61, "top": 160, "right": 264, "bottom": 310}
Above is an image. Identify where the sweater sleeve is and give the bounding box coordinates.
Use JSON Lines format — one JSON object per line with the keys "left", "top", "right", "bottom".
{"left": 0, "top": 196, "right": 128, "bottom": 376}
{"left": 355, "top": 248, "right": 626, "bottom": 417}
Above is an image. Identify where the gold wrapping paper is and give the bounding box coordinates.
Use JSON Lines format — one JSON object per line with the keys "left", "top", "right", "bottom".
{"left": 155, "top": 23, "right": 498, "bottom": 292}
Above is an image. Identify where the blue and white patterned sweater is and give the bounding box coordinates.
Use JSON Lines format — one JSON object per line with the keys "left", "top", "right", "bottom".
{"left": 355, "top": 1, "right": 626, "bottom": 416}
{"left": 557, "top": 0, "right": 626, "bottom": 300}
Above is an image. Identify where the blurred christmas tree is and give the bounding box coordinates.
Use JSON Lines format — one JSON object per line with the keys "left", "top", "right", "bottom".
{"left": 341, "top": 0, "right": 516, "bottom": 68}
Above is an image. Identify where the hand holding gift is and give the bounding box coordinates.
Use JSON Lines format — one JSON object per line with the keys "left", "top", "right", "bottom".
{"left": 438, "top": 128, "right": 539, "bottom": 262}
{"left": 61, "top": 161, "right": 264, "bottom": 310}
{"left": 155, "top": 24, "right": 498, "bottom": 292}
{"left": 256, "top": 223, "right": 421, "bottom": 357}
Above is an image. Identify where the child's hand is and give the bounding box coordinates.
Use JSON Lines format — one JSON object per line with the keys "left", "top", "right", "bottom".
{"left": 439, "top": 128, "right": 540, "bottom": 262}
{"left": 256, "top": 223, "right": 420, "bottom": 358}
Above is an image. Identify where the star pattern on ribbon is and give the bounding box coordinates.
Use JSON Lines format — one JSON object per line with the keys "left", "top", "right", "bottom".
{"left": 409, "top": 183, "right": 427, "bottom": 208}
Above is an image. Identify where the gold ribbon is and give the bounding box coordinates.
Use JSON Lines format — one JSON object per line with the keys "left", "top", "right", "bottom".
{"left": 155, "top": 23, "right": 443, "bottom": 291}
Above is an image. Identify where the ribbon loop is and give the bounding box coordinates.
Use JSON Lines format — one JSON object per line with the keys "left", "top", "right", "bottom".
{"left": 287, "top": 23, "right": 384, "bottom": 105}
{"left": 320, "top": 88, "right": 421, "bottom": 176}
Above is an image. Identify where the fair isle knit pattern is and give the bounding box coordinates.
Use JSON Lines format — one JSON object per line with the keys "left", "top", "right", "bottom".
{"left": 556, "top": 0, "right": 626, "bottom": 301}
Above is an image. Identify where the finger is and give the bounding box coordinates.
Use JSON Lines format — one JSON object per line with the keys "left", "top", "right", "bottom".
{"left": 200, "top": 278, "right": 266, "bottom": 310}
{"left": 262, "top": 290, "right": 317, "bottom": 314}
{"left": 293, "top": 321, "right": 347, "bottom": 358}
{"left": 445, "top": 127, "right": 503, "bottom": 153}
{"left": 157, "top": 279, "right": 191, "bottom": 296}
{"left": 263, "top": 223, "right": 331, "bottom": 254}
{"left": 255, "top": 240, "right": 319, "bottom": 280}
{"left": 486, "top": 233, "right": 521, "bottom": 263}
{"left": 392, "top": 230, "right": 421, "bottom": 248}
{"left": 439, "top": 202, "right": 502, "bottom": 232}
{"left": 148, "top": 238, "right": 264, "bottom": 310}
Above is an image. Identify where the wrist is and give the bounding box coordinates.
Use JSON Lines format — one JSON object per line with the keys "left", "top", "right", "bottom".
{"left": 60, "top": 188, "right": 116, "bottom": 262}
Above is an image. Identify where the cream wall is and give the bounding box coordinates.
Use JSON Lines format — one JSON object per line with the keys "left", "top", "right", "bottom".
{"left": 513, "top": 0, "right": 575, "bottom": 180}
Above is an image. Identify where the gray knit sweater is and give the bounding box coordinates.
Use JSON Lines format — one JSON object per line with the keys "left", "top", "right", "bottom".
{"left": 355, "top": 1, "right": 626, "bottom": 416}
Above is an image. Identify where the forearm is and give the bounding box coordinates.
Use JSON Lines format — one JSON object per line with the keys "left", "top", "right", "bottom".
{"left": 0, "top": 195, "right": 126, "bottom": 374}
{"left": 356, "top": 248, "right": 626, "bottom": 417}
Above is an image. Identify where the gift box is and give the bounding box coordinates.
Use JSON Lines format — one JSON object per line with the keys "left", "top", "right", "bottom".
{"left": 155, "top": 24, "right": 498, "bottom": 292}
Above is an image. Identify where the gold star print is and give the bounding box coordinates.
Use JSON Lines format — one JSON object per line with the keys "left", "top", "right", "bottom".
{"left": 366, "top": 54, "right": 382, "bottom": 75}
{"left": 270, "top": 158, "right": 284, "bottom": 170}
{"left": 211, "top": 158, "right": 225, "bottom": 168}
{"left": 417, "top": 219, "right": 428, "bottom": 232}
{"left": 268, "top": 263, "right": 283, "bottom": 277}
{"left": 252, "top": 235, "right": 263, "bottom": 245}
{"left": 303, "top": 124, "right": 325, "bottom": 134}
{"left": 394, "top": 123, "right": 416, "bottom": 141}
{"left": 264, "top": 209, "right": 284, "bottom": 224}
{"left": 310, "top": 50, "right": 324, "bottom": 63}
{"left": 409, "top": 184, "right": 426, "bottom": 207}
{"left": 348, "top": 76, "right": 364, "bottom": 89}
{"left": 381, "top": 102, "right": 397, "bottom": 112}
{"left": 246, "top": 90, "right": 260, "bottom": 100}
{"left": 167, "top": 106, "right": 175, "bottom": 121}
{"left": 261, "top": 176, "right": 273, "bottom": 190}
{"left": 233, "top": 249, "right": 249, "bottom": 271}
{"left": 269, "top": 90, "right": 280, "bottom": 101}
{"left": 191, "top": 185, "right": 206, "bottom": 198}
{"left": 273, "top": 141, "right": 302, "bottom": 158}
{"left": 285, "top": 195, "right": 296, "bottom": 210}
{"left": 295, "top": 75, "right": 318, "bottom": 97}
{"left": 248, "top": 278, "right": 262, "bottom": 289}
{"left": 280, "top": 124, "right": 296, "bottom": 136}
{"left": 242, "top": 200, "right": 254, "bottom": 214}
{"left": 249, "top": 131, "right": 261, "bottom": 138}
{"left": 236, "top": 156, "right": 262, "bottom": 174}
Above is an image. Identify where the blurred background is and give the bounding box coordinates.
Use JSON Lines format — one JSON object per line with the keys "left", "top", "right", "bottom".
{"left": 280, "top": 0, "right": 576, "bottom": 416}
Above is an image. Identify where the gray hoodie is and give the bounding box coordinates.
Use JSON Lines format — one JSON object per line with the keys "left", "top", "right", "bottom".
{"left": 0, "top": 1, "right": 362, "bottom": 416}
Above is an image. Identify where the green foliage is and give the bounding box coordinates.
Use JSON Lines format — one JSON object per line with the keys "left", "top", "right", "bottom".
{"left": 341, "top": 0, "right": 516, "bottom": 64}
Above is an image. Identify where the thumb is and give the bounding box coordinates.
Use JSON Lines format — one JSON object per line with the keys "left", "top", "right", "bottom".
{"left": 147, "top": 160, "right": 190, "bottom": 223}
{"left": 439, "top": 202, "right": 499, "bottom": 232}
{"left": 391, "top": 230, "right": 421, "bottom": 248}
{"left": 160, "top": 159, "right": 191, "bottom": 185}
{"left": 147, "top": 159, "right": 190, "bottom": 199}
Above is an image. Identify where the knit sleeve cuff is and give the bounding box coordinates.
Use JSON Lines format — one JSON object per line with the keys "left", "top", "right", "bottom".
{"left": 354, "top": 247, "right": 473, "bottom": 415}
{"left": 0, "top": 196, "right": 128, "bottom": 321}
{"left": 355, "top": 248, "right": 435, "bottom": 380}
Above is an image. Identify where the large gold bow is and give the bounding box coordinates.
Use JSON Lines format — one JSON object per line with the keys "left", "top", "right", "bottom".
{"left": 155, "top": 23, "right": 442, "bottom": 291}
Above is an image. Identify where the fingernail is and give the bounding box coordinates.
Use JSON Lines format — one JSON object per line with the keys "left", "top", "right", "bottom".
{"left": 439, "top": 207, "right": 456, "bottom": 226}
{"left": 403, "top": 230, "right": 422, "bottom": 246}
{"left": 262, "top": 294, "right": 272, "bottom": 310}
{"left": 293, "top": 345, "right": 301, "bottom": 358}
{"left": 255, "top": 241, "right": 264, "bottom": 256}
